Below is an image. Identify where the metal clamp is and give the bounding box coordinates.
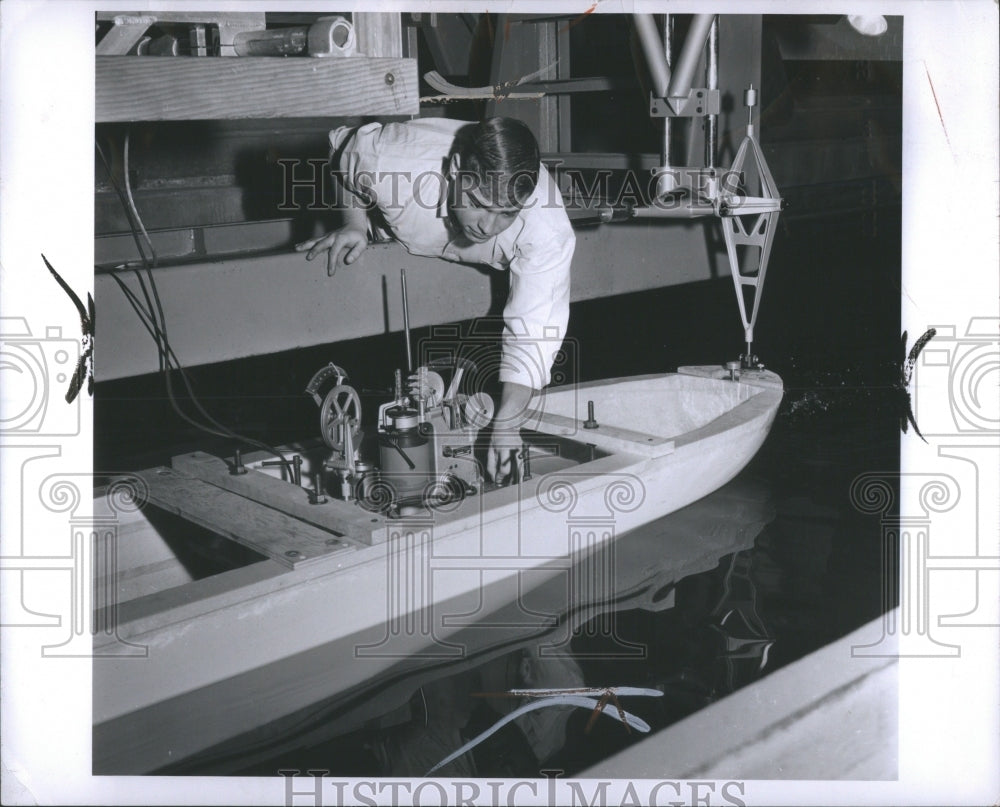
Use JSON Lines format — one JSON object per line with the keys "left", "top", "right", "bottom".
{"left": 649, "top": 88, "right": 720, "bottom": 118}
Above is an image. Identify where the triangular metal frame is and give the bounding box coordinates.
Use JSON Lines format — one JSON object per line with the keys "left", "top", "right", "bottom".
{"left": 720, "top": 125, "right": 782, "bottom": 355}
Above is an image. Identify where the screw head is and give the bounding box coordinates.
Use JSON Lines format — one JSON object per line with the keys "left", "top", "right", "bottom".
{"left": 285, "top": 550, "right": 302, "bottom": 559}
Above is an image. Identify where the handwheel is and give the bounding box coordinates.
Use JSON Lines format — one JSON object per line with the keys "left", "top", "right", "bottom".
{"left": 319, "top": 384, "right": 362, "bottom": 451}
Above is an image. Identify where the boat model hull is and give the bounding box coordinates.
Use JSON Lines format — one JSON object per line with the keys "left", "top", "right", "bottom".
{"left": 93, "top": 365, "right": 782, "bottom": 773}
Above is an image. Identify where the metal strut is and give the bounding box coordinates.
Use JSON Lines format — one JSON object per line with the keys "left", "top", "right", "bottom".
{"left": 719, "top": 85, "right": 784, "bottom": 364}
{"left": 629, "top": 15, "right": 785, "bottom": 364}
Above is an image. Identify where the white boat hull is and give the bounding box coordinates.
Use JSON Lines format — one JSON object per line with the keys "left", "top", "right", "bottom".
{"left": 93, "top": 366, "right": 782, "bottom": 772}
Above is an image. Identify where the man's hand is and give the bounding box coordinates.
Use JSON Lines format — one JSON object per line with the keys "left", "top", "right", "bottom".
{"left": 487, "top": 428, "right": 525, "bottom": 486}
{"left": 296, "top": 227, "right": 368, "bottom": 276}
{"left": 486, "top": 381, "right": 535, "bottom": 485}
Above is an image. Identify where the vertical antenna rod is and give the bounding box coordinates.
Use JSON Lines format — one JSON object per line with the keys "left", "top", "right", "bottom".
{"left": 400, "top": 268, "right": 412, "bottom": 373}
{"left": 705, "top": 17, "right": 719, "bottom": 169}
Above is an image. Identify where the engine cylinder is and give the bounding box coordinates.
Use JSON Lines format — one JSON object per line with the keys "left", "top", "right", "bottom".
{"left": 378, "top": 409, "right": 435, "bottom": 503}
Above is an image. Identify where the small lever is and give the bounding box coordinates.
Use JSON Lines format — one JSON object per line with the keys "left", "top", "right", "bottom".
{"left": 385, "top": 437, "right": 416, "bottom": 470}
{"left": 261, "top": 455, "right": 303, "bottom": 486}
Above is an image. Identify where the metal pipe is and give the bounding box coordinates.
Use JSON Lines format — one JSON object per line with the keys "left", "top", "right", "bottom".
{"left": 400, "top": 269, "right": 412, "bottom": 373}
{"left": 633, "top": 14, "right": 670, "bottom": 99}
{"left": 704, "top": 18, "right": 719, "bottom": 169}
{"left": 666, "top": 14, "right": 715, "bottom": 109}
{"left": 661, "top": 14, "right": 673, "bottom": 180}
{"left": 632, "top": 193, "right": 715, "bottom": 219}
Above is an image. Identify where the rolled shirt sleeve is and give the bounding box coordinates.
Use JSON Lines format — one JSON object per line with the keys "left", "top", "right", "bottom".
{"left": 329, "top": 123, "right": 384, "bottom": 207}
{"left": 499, "top": 174, "right": 575, "bottom": 390}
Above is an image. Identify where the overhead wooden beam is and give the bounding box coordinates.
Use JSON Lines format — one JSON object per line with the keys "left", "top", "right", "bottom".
{"left": 96, "top": 55, "right": 418, "bottom": 121}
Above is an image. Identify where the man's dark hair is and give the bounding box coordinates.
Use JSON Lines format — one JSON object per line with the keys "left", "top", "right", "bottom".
{"left": 453, "top": 117, "right": 540, "bottom": 209}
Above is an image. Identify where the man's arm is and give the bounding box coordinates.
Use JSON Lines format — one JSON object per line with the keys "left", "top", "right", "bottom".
{"left": 486, "top": 172, "right": 575, "bottom": 483}
{"left": 295, "top": 175, "right": 370, "bottom": 275}
{"left": 296, "top": 125, "right": 383, "bottom": 274}
{"left": 486, "top": 381, "right": 535, "bottom": 484}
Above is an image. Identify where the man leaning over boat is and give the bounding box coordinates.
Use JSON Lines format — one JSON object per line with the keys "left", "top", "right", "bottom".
{"left": 296, "top": 116, "right": 575, "bottom": 485}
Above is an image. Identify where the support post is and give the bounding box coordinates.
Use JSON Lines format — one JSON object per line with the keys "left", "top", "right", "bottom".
{"left": 354, "top": 12, "right": 404, "bottom": 58}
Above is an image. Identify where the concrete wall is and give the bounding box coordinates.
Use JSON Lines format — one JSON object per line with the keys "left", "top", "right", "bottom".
{"left": 96, "top": 221, "right": 717, "bottom": 380}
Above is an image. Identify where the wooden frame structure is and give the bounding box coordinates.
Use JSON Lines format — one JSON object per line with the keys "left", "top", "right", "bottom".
{"left": 95, "top": 11, "right": 418, "bottom": 121}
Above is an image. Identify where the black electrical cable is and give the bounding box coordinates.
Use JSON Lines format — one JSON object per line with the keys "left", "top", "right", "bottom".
{"left": 98, "top": 130, "right": 291, "bottom": 469}
{"left": 108, "top": 269, "right": 293, "bottom": 458}
{"left": 96, "top": 138, "right": 163, "bottom": 370}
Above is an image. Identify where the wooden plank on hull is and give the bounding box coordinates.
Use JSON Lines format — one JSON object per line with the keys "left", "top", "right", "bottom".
{"left": 526, "top": 410, "right": 675, "bottom": 458}
{"left": 170, "top": 451, "right": 382, "bottom": 545}
{"left": 96, "top": 55, "right": 418, "bottom": 121}
{"left": 131, "top": 468, "right": 353, "bottom": 568}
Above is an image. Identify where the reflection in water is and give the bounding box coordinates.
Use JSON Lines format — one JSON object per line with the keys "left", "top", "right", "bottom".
{"left": 474, "top": 652, "right": 587, "bottom": 769}
{"left": 215, "top": 383, "right": 895, "bottom": 780}
{"left": 709, "top": 550, "right": 774, "bottom": 692}
{"left": 224, "top": 474, "right": 789, "bottom": 777}
{"left": 355, "top": 529, "right": 785, "bottom": 779}
{"left": 372, "top": 670, "right": 478, "bottom": 777}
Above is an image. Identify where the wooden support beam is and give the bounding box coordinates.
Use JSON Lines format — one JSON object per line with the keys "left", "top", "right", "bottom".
{"left": 555, "top": 23, "right": 572, "bottom": 153}
{"left": 170, "top": 451, "right": 382, "bottom": 545}
{"left": 486, "top": 15, "right": 562, "bottom": 151}
{"left": 353, "top": 12, "right": 404, "bottom": 57}
{"left": 132, "top": 467, "right": 354, "bottom": 568}
{"left": 96, "top": 55, "right": 418, "bottom": 121}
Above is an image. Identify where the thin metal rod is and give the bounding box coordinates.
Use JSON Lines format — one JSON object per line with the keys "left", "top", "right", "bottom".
{"left": 632, "top": 196, "right": 715, "bottom": 219}
{"left": 634, "top": 14, "right": 670, "bottom": 99}
{"left": 400, "top": 268, "right": 412, "bottom": 373}
{"left": 704, "top": 17, "right": 719, "bottom": 169}
{"left": 662, "top": 14, "right": 673, "bottom": 170}
{"left": 666, "top": 14, "right": 715, "bottom": 107}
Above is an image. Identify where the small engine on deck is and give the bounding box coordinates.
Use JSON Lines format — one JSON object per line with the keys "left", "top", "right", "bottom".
{"left": 305, "top": 358, "right": 495, "bottom": 515}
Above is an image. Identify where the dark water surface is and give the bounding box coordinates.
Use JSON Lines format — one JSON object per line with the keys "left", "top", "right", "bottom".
{"left": 197, "top": 382, "right": 897, "bottom": 779}
{"left": 97, "top": 206, "right": 902, "bottom": 777}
